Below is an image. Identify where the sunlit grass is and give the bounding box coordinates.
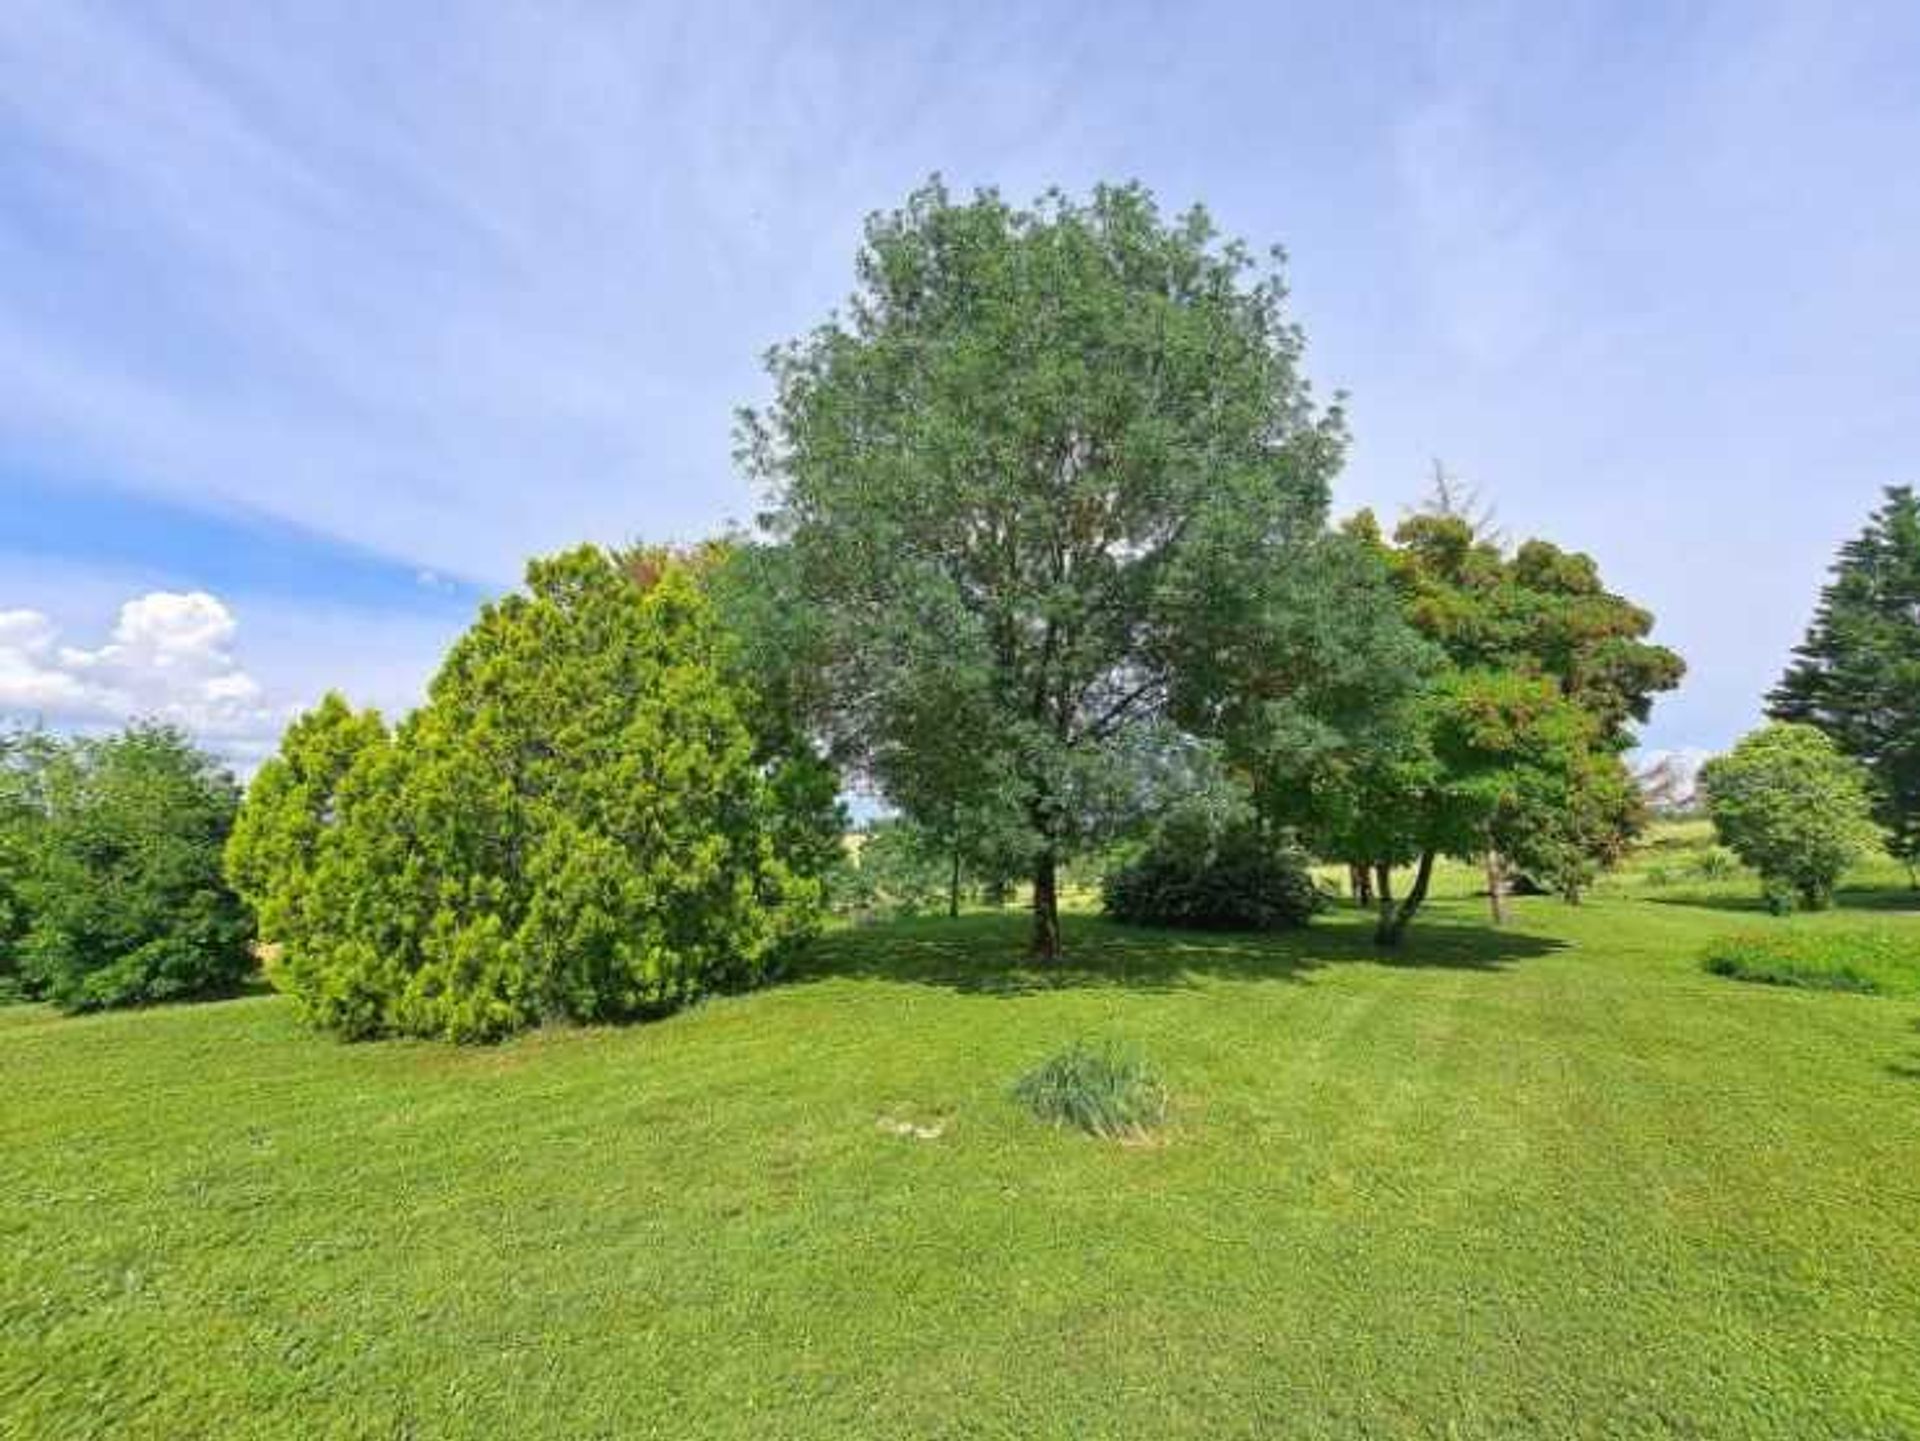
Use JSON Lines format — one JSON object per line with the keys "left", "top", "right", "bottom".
{"left": 4, "top": 861, "right": 1919, "bottom": 1437}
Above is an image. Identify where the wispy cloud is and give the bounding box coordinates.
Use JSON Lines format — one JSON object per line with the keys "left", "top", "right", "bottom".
{"left": 0, "top": 2, "right": 1107, "bottom": 583}
{"left": 2, "top": 0, "right": 1917, "bottom": 764}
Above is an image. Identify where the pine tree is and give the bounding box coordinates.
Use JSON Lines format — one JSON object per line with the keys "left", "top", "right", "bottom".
{"left": 1770, "top": 485, "right": 1920, "bottom": 877}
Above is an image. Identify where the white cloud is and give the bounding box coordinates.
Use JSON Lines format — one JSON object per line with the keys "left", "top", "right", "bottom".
{"left": 0, "top": 590, "right": 283, "bottom": 757}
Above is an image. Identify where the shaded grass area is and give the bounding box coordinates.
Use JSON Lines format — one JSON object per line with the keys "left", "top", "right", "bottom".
{"left": 5, "top": 894, "right": 1920, "bottom": 1438}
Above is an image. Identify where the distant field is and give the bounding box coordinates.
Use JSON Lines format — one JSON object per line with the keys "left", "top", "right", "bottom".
{"left": 5, "top": 839, "right": 1920, "bottom": 1438}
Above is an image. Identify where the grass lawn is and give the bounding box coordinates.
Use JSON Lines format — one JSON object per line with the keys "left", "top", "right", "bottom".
{"left": 5, "top": 873, "right": 1920, "bottom": 1437}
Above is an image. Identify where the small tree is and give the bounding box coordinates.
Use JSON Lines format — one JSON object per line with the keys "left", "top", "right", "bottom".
{"left": 16, "top": 723, "right": 253, "bottom": 1011}
{"left": 1702, "top": 723, "right": 1882, "bottom": 912}
{"left": 836, "top": 819, "right": 956, "bottom": 919}
{"left": 1298, "top": 504, "right": 1683, "bottom": 942}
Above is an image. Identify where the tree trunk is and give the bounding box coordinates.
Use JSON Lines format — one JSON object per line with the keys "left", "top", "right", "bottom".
{"left": 949, "top": 841, "right": 962, "bottom": 920}
{"left": 1031, "top": 850, "right": 1062, "bottom": 960}
{"left": 1375, "top": 850, "right": 1437, "bottom": 947}
{"left": 1375, "top": 863, "right": 1394, "bottom": 904}
{"left": 1484, "top": 849, "right": 1507, "bottom": 926}
{"left": 1349, "top": 864, "right": 1373, "bottom": 908}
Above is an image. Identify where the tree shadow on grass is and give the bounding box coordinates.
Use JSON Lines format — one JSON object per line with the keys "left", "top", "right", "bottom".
{"left": 785, "top": 907, "right": 1567, "bottom": 999}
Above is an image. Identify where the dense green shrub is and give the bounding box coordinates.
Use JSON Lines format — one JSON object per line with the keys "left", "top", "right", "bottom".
{"left": 0, "top": 729, "right": 47, "bottom": 999}
{"left": 15, "top": 723, "right": 253, "bottom": 1011}
{"left": 1103, "top": 811, "right": 1322, "bottom": 931}
{"left": 1013, "top": 1040, "right": 1168, "bottom": 1140}
{"left": 224, "top": 692, "right": 386, "bottom": 950}
{"left": 238, "top": 546, "right": 832, "bottom": 1042}
{"left": 1700, "top": 928, "right": 1919, "bottom": 996}
{"left": 1703, "top": 724, "right": 1883, "bottom": 912}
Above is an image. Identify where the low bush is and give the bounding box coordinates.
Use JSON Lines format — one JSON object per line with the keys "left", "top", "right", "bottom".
{"left": 1013, "top": 1040, "right": 1168, "bottom": 1140}
{"left": 1103, "top": 816, "right": 1322, "bottom": 931}
{"left": 1700, "top": 927, "right": 1920, "bottom": 996}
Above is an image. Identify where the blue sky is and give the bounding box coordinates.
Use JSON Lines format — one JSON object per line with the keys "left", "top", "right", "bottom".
{"left": 3, "top": 1, "right": 1917, "bottom": 767}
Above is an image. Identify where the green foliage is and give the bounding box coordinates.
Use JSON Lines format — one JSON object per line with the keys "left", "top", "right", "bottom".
{"left": 1102, "top": 802, "right": 1322, "bottom": 931}
{"left": 1703, "top": 723, "right": 1883, "bottom": 912}
{"left": 0, "top": 728, "right": 48, "bottom": 997}
{"left": 1693, "top": 846, "right": 1742, "bottom": 882}
{"left": 12, "top": 723, "right": 252, "bottom": 1011}
{"left": 250, "top": 546, "right": 830, "bottom": 1041}
{"left": 1012, "top": 1039, "right": 1168, "bottom": 1140}
{"left": 1770, "top": 485, "right": 1920, "bottom": 868}
{"left": 224, "top": 692, "right": 386, "bottom": 946}
{"left": 836, "top": 819, "right": 961, "bottom": 920}
{"left": 1312, "top": 502, "right": 1684, "bottom": 940}
{"left": 1700, "top": 927, "right": 1920, "bottom": 996}
{"left": 742, "top": 177, "right": 1352, "bottom": 955}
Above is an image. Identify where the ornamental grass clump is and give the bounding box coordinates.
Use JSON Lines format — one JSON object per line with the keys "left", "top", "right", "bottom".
{"left": 1014, "top": 1039, "right": 1168, "bottom": 1140}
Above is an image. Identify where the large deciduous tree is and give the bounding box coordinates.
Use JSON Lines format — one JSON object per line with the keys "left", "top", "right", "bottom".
{"left": 1769, "top": 485, "right": 1920, "bottom": 879}
{"left": 740, "top": 179, "right": 1351, "bottom": 957}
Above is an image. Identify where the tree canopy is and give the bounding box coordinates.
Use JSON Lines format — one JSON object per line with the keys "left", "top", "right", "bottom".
{"left": 10, "top": 723, "right": 252, "bottom": 1011}
{"left": 741, "top": 178, "right": 1364, "bottom": 956}
{"left": 1770, "top": 484, "right": 1920, "bottom": 875}
{"left": 1703, "top": 722, "right": 1883, "bottom": 912}
{"left": 1310, "top": 504, "right": 1683, "bottom": 942}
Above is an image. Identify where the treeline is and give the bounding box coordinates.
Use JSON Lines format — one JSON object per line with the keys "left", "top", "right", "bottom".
{"left": 0, "top": 179, "right": 1692, "bottom": 1035}
{"left": 16, "top": 178, "right": 1909, "bottom": 1038}
{"left": 0, "top": 723, "right": 251, "bottom": 1010}
{"left": 735, "top": 179, "right": 1682, "bottom": 955}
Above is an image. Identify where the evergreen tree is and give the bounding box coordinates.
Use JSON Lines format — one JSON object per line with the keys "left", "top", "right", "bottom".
{"left": 1770, "top": 485, "right": 1920, "bottom": 878}
{"left": 245, "top": 546, "right": 831, "bottom": 1042}
{"left": 225, "top": 692, "right": 387, "bottom": 948}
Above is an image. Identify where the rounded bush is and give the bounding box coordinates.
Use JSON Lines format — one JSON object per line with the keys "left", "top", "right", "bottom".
{"left": 1702, "top": 723, "right": 1882, "bottom": 912}
{"left": 1103, "top": 817, "right": 1322, "bottom": 931}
